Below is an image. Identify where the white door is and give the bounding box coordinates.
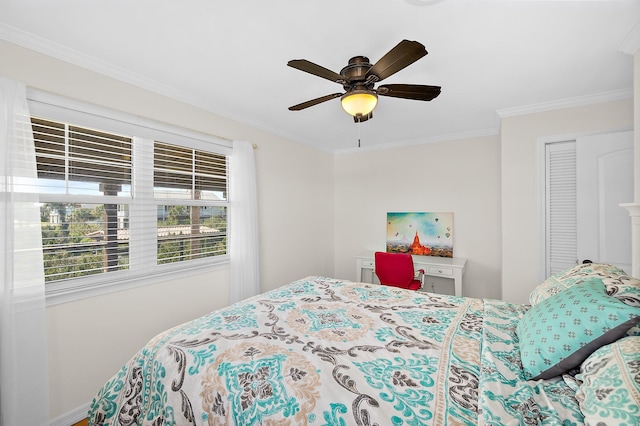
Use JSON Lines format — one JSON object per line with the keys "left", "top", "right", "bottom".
{"left": 576, "top": 131, "right": 633, "bottom": 273}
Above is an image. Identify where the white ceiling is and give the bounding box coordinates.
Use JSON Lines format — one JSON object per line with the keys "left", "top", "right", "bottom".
{"left": 1, "top": 0, "right": 639, "bottom": 152}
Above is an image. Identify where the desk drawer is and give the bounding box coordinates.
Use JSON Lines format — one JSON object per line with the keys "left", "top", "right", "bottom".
{"left": 427, "top": 266, "right": 453, "bottom": 277}
{"left": 361, "top": 259, "right": 375, "bottom": 268}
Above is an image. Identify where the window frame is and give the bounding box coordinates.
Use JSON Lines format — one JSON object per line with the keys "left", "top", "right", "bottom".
{"left": 28, "top": 89, "right": 233, "bottom": 306}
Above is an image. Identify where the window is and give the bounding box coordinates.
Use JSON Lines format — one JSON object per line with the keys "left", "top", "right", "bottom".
{"left": 28, "top": 92, "right": 231, "bottom": 300}
{"left": 34, "top": 118, "right": 133, "bottom": 281}
{"left": 154, "top": 141, "right": 228, "bottom": 264}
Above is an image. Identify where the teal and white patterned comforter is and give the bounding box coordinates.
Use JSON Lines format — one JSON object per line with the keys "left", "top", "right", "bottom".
{"left": 88, "top": 276, "right": 584, "bottom": 425}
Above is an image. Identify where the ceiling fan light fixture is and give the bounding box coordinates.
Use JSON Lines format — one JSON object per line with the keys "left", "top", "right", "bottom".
{"left": 340, "top": 90, "right": 378, "bottom": 117}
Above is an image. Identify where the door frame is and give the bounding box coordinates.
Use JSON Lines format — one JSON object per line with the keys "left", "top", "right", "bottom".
{"left": 536, "top": 126, "right": 633, "bottom": 283}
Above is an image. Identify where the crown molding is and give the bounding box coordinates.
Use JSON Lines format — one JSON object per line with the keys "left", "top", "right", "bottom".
{"left": 0, "top": 23, "right": 296, "bottom": 143}
{"left": 0, "top": 23, "right": 165, "bottom": 96}
{"left": 620, "top": 21, "right": 640, "bottom": 55}
{"left": 496, "top": 88, "right": 633, "bottom": 119}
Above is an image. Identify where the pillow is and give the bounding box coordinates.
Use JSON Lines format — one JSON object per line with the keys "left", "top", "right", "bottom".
{"left": 626, "top": 323, "right": 640, "bottom": 337}
{"left": 601, "top": 274, "right": 640, "bottom": 308}
{"left": 529, "top": 263, "right": 628, "bottom": 306}
{"left": 603, "top": 275, "right": 640, "bottom": 338}
{"left": 517, "top": 279, "right": 640, "bottom": 380}
{"left": 576, "top": 336, "right": 640, "bottom": 425}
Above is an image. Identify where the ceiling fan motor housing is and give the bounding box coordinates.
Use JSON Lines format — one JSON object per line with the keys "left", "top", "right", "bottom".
{"left": 340, "top": 56, "right": 375, "bottom": 91}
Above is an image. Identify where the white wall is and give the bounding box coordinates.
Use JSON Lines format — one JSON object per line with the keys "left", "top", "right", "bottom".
{"left": 0, "top": 40, "right": 335, "bottom": 420}
{"left": 256, "top": 139, "right": 336, "bottom": 290}
{"left": 46, "top": 269, "right": 230, "bottom": 418}
{"left": 334, "top": 135, "right": 502, "bottom": 300}
{"left": 635, "top": 53, "right": 640, "bottom": 202}
{"left": 501, "top": 98, "right": 634, "bottom": 304}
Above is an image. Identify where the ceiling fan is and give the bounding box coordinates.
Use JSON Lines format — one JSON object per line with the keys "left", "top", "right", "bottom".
{"left": 287, "top": 40, "right": 441, "bottom": 123}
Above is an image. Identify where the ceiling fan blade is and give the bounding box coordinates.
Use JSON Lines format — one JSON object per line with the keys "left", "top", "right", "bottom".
{"left": 287, "top": 59, "right": 345, "bottom": 83}
{"left": 288, "top": 93, "right": 343, "bottom": 111}
{"left": 377, "top": 84, "right": 441, "bottom": 101}
{"left": 366, "top": 40, "right": 427, "bottom": 82}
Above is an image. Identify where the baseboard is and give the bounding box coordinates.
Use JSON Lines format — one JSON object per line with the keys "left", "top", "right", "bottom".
{"left": 50, "top": 402, "right": 89, "bottom": 426}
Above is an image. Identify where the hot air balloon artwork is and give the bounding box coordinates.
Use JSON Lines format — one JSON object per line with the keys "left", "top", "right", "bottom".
{"left": 386, "top": 212, "right": 454, "bottom": 258}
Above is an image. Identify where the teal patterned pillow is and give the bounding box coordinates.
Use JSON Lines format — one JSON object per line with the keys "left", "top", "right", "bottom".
{"left": 517, "top": 279, "right": 640, "bottom": 380}
{"left": 576, "top": 336, "right": 640, "bottom": 425}
{"left": 529, "top": 263, "right": 628, "bottom": 306}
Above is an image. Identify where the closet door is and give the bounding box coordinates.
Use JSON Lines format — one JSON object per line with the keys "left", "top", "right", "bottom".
{"left": 543, "top": 131, "right": 633, "bottom": 278}
{"left": 576, "top": 131, "right": 633, "bottom": 273}
{"left": 545, "top": 141, "right": 577, "bottom": 276}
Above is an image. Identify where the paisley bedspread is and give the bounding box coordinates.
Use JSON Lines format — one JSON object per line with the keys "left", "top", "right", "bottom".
{"left": 88, "top": 276, "right": 583, "bottom": 425}
{"left": 478, "top": 300, "right": 583, "bottom": 425}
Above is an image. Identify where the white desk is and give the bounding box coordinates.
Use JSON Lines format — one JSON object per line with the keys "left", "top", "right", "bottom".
{"left": 355, "top": 252, "right": 467, "bottom": 296}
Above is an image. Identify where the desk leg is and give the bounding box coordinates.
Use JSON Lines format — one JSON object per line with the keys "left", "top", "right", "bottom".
{"left": 355, "top": 259, "right": 363, "bottom": 282}
{"left": 453, "top": 272, "right": 462, "bottom": 297}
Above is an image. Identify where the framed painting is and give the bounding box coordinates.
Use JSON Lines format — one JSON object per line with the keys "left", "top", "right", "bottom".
{"left": 386, "top": 212, "right": 454, "bottom": 257}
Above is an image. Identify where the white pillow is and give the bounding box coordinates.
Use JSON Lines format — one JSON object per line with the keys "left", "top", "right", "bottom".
{"left": 528, "top": 263, "right": 627, "bottom": 306}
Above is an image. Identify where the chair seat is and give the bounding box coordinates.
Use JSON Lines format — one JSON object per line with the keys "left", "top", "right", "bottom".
{"left": 384, "top": 279, "right": 422, "bottom": 291}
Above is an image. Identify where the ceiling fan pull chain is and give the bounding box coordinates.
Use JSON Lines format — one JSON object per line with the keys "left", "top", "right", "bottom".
{"left": 358, "top": 122, "right": 361, "bottom": 148}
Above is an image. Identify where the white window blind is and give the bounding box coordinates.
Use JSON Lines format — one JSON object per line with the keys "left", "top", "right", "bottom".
{"left": 33, "top": 117, "right": 133, "bottom": 195}
{"left": 545, "top": 141, "right": 577, "bottom": 276}
{"left": 33, "top": 117, "right": 133, "bottom": 281}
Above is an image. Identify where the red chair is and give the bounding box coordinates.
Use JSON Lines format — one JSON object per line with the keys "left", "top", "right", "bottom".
{"left": 374, "top": 251, "right": 424, "bottom": 291}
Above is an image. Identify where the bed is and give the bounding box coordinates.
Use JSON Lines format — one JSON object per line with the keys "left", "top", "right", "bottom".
{"left": 88, "top": 264, "right": 640, "bottom": 425}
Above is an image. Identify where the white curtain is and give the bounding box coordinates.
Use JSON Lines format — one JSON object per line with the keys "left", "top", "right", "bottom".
{"left": 0, "top": 78, "right": 49, "bottom": 425}
{"left": 229, "top": 140, "right": 260, "bottom": 304}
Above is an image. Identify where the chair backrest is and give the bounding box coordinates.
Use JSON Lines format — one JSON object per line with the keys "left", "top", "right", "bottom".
{"left": 374, "top": 251, "right": 416, "bottom": 288}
